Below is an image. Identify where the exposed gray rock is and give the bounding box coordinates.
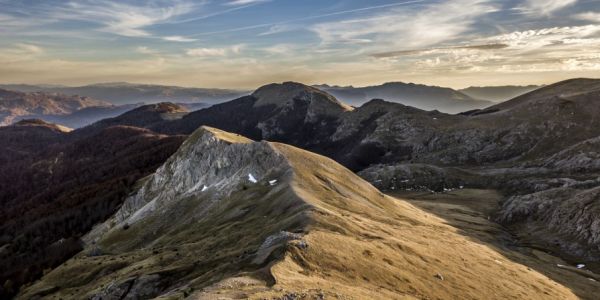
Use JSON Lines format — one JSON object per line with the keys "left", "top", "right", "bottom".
{"left": 85, "top": 126, "right": 291, "bottom": 244}
{"left": 90, "top": 274, "right": 163, "bottom": 300}
{"left": 253, "top": 231, "right": 303, "bottom": 264}
{"left": 498, "top": 186, "right": 600, "bottom": 257}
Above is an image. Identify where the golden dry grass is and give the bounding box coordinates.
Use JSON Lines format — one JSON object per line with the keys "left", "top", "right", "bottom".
{"left": 245, "top": 144, "right": 578, "bottom": 299}
{"left": 18, "top": 129, "right": 582, "bottom": 299}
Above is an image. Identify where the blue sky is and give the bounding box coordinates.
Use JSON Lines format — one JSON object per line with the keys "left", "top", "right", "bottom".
{"left": 0, "top": 0, "right": 599, "bottom": 88}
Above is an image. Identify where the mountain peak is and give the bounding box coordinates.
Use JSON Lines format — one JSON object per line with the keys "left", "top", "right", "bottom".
{"left": 14, "top": 118, "right": 72, "bottom": 132}
{"left": 23, "top": 127, "right": 578, "bottom": 299}
{"left": 485, "top": 78, "right": 600, "bottom": 113}
{"left": 130, "top": 102, "right": 188, "bottom": 114}
{"left": 190, "top": 125, "right": 253, "bottom": 145}
{"left": 252, "top": 81, "right": 353, "bottom": 112}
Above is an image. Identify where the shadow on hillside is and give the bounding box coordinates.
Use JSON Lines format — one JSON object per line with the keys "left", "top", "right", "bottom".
{"left": 388, "top": 189, "right": 600, "bottom": 300}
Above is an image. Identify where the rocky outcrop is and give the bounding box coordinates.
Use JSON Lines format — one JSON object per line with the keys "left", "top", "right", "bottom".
{"left": 498, "top": 186, "right": 600, "bottom": 258}
{"left": 91, "top": 126, "right": 290, "bottom": 236}
{"left": 358, "top": 163, "right": 472, "bottom": 192}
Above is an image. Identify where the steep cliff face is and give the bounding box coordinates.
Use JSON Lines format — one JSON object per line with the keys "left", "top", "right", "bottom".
{"left": 19, "top": 127, "right": 578, "bottom": 300}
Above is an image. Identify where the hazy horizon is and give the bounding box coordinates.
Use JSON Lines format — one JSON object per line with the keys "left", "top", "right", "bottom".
{"left": 1, "top": 77, "right": 595, "bottom": 91}
{"left": 1, "top": 0, "right": 600, "bottom": 89}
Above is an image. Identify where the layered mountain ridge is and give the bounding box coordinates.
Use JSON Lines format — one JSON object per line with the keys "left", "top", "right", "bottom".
{"left": 18, "top": 127, "right": 578, "bottom": 299}
{"left": 0, "top": 88, "right": 111, "bottom": 126}
{"left": 3, "top": 78, "right": 600, "bottom": 298}
{"left": 0, "top": 82, "right": 247, "bottom": 106}
{"left": 316, "top": 82, "right": 493, "bottom": 113}
{"left": 459, "top": 85, "right": 541, "bottom": 102}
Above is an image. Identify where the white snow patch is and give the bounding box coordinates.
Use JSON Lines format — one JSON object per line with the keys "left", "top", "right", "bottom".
{"left": 248, "top": 173, "right": 258, "bottom": 183}
{"left": 269, "top": 180, "right": 278, "bottom": 186}
{"left": 201, "top": 185, "right": 208, "bottom": 192}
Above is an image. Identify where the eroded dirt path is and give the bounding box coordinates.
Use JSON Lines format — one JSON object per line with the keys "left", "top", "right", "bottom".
{"left": 390, "top": 189, "right": 600, "bottom": 300}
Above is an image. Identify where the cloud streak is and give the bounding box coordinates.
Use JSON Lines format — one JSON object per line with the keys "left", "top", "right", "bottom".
{"left": 225, "top": 0, "right": 272, "bottom": 6}
{"left": 39, "top": 0, "right": 198, "bottom": 37}
{"left": 187, "top": 0, "right": 425, "bottom": 37}
{"left": 518, "top": 0, "right": 578, "bottom": 16}
{"left": 372, "top": 43, "right": 509, "bottom": 58}
{"left": 312, "top": 0, "right": 497, "bottom": 49}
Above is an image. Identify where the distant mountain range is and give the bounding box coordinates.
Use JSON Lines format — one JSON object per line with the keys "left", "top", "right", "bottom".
{"left": 17, "top": 126, "right": 578, "bottom": 299}
{"left": 3, "top": 78, "right": 600, "bottom": 298}
{"left": 0, "top": 82, "right": 248, "bottom": 105}
{"left": 314, "top": 82, "right": 494, "bottom": 113}
{"left": 2, "top": 81, "right": 539, "bottom": 115}
{"left": 0, "top": 88, "right": 114, "bottom": 127}
{"left": 92, "top": 78, "right": 600, "bottom": 261}
{"left": 459, "top": 85, "right": 541, "bottom": 102}
{"left": 0, "top": 88, "right": 212, "bottom": 128}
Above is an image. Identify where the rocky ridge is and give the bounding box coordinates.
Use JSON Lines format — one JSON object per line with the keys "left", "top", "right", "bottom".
{"left": 19, "top": 127, "right": 578, "bottom": 299}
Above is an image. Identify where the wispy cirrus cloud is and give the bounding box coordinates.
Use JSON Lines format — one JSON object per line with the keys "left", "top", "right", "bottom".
{"left": 312, "top": 0, "right": 497, "bottom": 49}
{"left": 186, "top": 44, "right": 245, "bottom": 57}
{"left": 162, "top": 35, "right": 197, "bottom": 42}
{"left": 64, "top": 1, "right": 195, "bottom": 37}
{"left": 136, "top": 46, "right": 157, "bottom": 55}
{"left": 372, "top": 43, "right": 509, "bottom": 58}
{"left": 575, "top": 11, "right": 600, "bottom": 22}
{"left": 517, "top": 0, "right": 578, "bottom": 16}
{"left": 185, "top": 0, "right": 425, "bottom": 38}
{"left": 43, "top": 0, "right": 198, "bottom": 37}
{"left": 0, "top": 43, "right": 45, "bottom": 64}
{"left": 225, "top": 0, "right": 272, "bottom": 6}
{"left": 16, "top": 43, "right": 44, "bottom": 54}
{"left": 186, "top": 48, "right": 227, "bottom": 57}
{"left": 258, "top": 24, "right": 296, "bottom": 36}
{"left": 374, "top": 24, "right": 600, "bottom": 76}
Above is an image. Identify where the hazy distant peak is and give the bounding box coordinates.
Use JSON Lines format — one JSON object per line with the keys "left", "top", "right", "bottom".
{"left": 252, "top": 81, "right": 353, "bottom": 112}
{"left": 459, "top": 85, "right": 542, "bottom": 102}
{"left": 14, "top": 118, "right": 72, "bottom": 132}
{"left": 87, "top": 82, "right": 137, "bottom": 87}
{"left": 130, "top": 102, "right": 189, "bottom": 114}
{"left": 480, "top": 78, "right": 600, "bottom": 114}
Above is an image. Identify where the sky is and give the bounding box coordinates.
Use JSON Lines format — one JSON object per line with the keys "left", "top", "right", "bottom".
{"left": 0, "top": 0, "right": 599, "bottom": 89}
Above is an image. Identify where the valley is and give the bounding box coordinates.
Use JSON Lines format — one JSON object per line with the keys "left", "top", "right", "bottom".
{"left": 2, "top": 1, "right": 599, "bottom": 298}
{"left": 15, "top": 128, "right": 591, "bottom": 299}
{"left": 393, "top": 189, "right": 600, "bottom": 299}
{"left": 2, "top": 79, "right": 600, "bottom": 299}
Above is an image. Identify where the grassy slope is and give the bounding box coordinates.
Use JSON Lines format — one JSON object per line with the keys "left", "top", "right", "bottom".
{"left": 247, "top": 145, "right": 577, "bottom": 299}
{"left": 19, "top": 130, "right": 578, "bottom": 299}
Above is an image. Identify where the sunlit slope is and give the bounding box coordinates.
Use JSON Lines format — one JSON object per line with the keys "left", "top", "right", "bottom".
{"left": 19, "top": 127, "right": 576, "bottom": 299}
